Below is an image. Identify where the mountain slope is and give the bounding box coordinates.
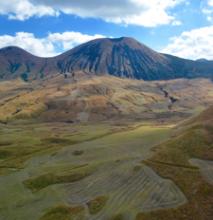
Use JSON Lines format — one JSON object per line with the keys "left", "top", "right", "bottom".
{"left": 0, "top": 76, "right": 213, "bottom": 123}
{"left": 0, "top": 37, "right": 213, "bottom": 81}
{"left": 57, "top": 37, "right": 213, "bottom": 80}
{"left": 0, "top": 46, "right": 57, "bottom": 81}
{"left": 56, "top": 37, "right": 174, "bottom": 80}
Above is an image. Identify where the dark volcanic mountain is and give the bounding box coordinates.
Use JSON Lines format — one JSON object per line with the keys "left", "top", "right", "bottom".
{"left": 56, "top": 37, "right": 174, "bottom": 80}
{"left": 0, "top": 37, "right": 213, "bottom": 81}
{"left": 0, "top": 46, "right": 59, "bottom": 81}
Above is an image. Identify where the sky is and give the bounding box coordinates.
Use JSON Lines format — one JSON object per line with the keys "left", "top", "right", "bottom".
{"left": 0, "top": 0, "right": 212, "bottom": 60}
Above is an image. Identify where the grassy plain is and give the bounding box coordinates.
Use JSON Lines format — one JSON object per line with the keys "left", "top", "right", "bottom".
{"left": 0, "top": 121, "right": 172, "bottom": 220}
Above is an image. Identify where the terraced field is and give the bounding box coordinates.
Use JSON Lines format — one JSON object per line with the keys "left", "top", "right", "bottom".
{"left": 0, "top": 122, "right": 187, "bottom": 220}
{"left": 65, "top": 162, "right": 186, "bottom": 220}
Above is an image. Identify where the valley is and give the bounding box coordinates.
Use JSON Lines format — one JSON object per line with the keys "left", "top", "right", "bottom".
{"left": 0, "top": 74, "right": 212, "bottom": 220}
{"left": 0, "top": 37, "right": 212, "bottom": 220}
{"left": 0, "top": 121, "right": 181, "bottom": 220}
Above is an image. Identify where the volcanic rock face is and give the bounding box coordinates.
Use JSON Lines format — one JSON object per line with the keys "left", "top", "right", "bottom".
{"left": 0, "top": 37, "right": 213, "bottom": 81}
{"left": 56, "top": 37, "right": 174, "bottom": 80}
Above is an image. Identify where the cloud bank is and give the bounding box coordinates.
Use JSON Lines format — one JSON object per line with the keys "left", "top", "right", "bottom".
{"left": 0, "top": 0, "right": 185, "bottom": 27}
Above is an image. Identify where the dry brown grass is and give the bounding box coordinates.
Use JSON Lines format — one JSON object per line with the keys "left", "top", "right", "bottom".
{"left": 139, "top": 109, "right": 213, "bottom": 220}
{"left": 0, "top": 76, "right": 213, "bottom": 123}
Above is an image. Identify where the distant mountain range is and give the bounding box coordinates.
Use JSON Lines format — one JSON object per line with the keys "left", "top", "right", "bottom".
{"left": 0, "top": 37, "right": 213, "bottom": 81}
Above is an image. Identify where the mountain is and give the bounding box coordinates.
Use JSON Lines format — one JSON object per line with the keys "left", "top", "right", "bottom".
{"left": 56, "top": 37, "right": 173, "bottom": 80}
{"left": 56, "top": 37, "right": 213, "bottom": 80}
{"left": 0, "top": 46, "right": 58, "bottom": 81}
{"left": 0, "top": 37, "right": 213, "bottom": 81}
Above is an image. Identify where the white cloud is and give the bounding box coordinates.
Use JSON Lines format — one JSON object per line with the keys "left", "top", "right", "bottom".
{"left": 0, "top": 0, "right": 57, "bottom": 21}
{"left": 0, "top": 32, "right": 56, "bottom": 56}
{"left": 48, "top": 32, "right": 106, "bottom": 50}
{"left": 162, "top": 26, "right": 213, "bottom": 60}
{"left": 0, "top": 0, "right": 185, "bottom": 27}
{"left": 0, "top": 32, "right": 106, "bottom": 57}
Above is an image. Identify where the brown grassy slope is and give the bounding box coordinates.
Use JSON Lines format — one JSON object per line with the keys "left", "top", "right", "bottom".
{"left": 139, "top": 107, "right": 213, "bottom": 220}
{"left": 0, "top": 76, "right": 213, "bottom": 123}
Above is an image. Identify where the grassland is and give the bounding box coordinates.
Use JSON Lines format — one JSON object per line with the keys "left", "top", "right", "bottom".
{"left": 0, "top": 122, "right": 117, "bottom": 174}
{"left": 23, "top": 164, "right": 95, "bottom": 192}
{"left": 0, "top": 76, "right": 213, "bottom": 219}
{"left": 0, "top": 121, "right": 175, "bottom": 220}
{"left": 0, "top": 111, "right": 212, "bottom": 219}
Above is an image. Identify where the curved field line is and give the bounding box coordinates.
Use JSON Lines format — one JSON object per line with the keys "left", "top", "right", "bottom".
{"left": 61, "top": 161, "right": 187, "bottom": 220}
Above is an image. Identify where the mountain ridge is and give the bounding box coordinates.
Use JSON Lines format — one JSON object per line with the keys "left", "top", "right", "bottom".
{"left": 0, "top": 37, "right": 213, "bottom": 81}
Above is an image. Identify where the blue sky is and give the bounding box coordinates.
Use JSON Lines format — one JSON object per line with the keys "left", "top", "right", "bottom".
{"left": 0, "top": 0, "right": 212, "bottom": 60}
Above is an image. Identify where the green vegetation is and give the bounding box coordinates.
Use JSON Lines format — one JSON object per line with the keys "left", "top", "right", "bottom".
{"left": 24, "top": 165, "right": 95, "bottom": 191}
{"left": 0, "top": 121, "right": 186, "bottom": 220}
{"left": 109, "top": 214, "right": 124, "bottom": 220}
{"left": 87, "top": 195, "right": 108, "bottom": 215}
{"left": 72, "top": 150, "right": 84, "bottom": 156}
{"left": 42, "top": 137, "right": 79, "bottom": 145}
{"left": 0, "top": 150, "right": 11, "bottom": 159}
{"left": 40, "top": 205, "right": 85, "bottom": 220}
{"left": 0, "top": 123, "right": 114, "bottom": 174}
